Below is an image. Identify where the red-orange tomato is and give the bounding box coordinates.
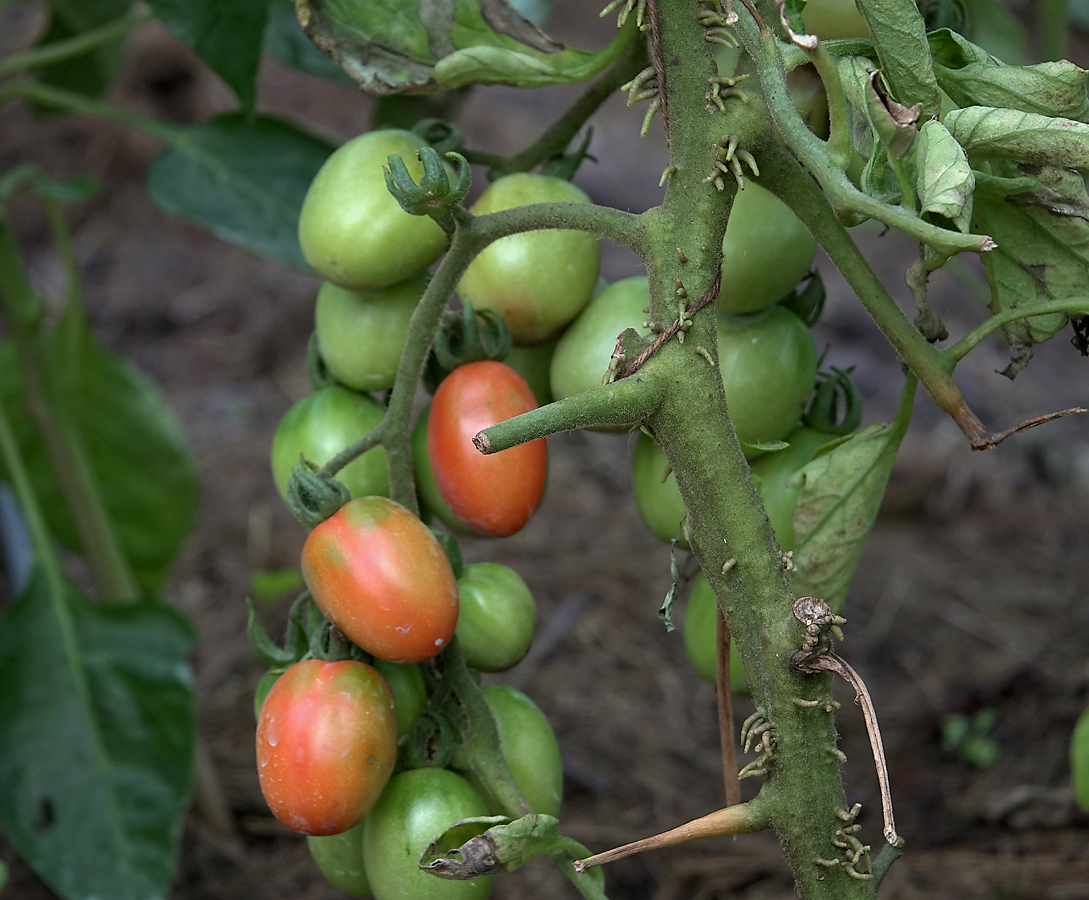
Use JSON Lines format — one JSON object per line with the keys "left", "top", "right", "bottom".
{"left": 301, "top": 497, "right": 459, "bottom": 663}
{"left": 428, "top": 361, "right": 546, "bottom": 537}
{"left": 256, "top": 659, "right": 397, "bottom": 836}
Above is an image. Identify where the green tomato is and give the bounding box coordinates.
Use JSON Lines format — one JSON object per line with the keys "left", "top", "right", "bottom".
{"left": 363, "top": 768, "right": 491, "bottom": 900}
{"left": 718, "top": 306, "right": 817, "bottom": 446}
{"left": 631, "top": 431, "right": 689, "bottom": 549}
{"left": 308, "top": 820, "right": 371, "bottom": 898}
{"left": 315, "top": 272, "right": 428, "bottom": 392}
{"left": 800, "top": 0, "right": 870, "bottom": 40}
{"left": 299, "top": 129, "right": 450, "bottom": 290}
{"left": 481, "top": 685, "right": 563, "bottom": 818}
{"left": 719, "top": 182, "right": 816, "bottom": 314}
{"left": 458, "top": 173, "right": 601, "bottom": 346}
{"left": 271, "top": 386, "right": 388, "bottom": 502}
{"left": 253, "top": 669, "right": 281, "bottom": 722}
{"left": 550, "top": 277, "right": 654, "bottom": 431}
{"left": 682, "top": 572, "right": 748, "bottom": 694}
{"left": 411, "top": 405, "right": 478, "bottom": 536}
{"left": 455, "top": 563, "right": 536, "bottom": 672}
{"left": 504, "top": 339, "right": 558, "bottom": 407}
{"left": 749, "top": 426, "right": 838, "bottom": 552}
{"left": 372, "top": 658, "right": 427, "bottom": 739}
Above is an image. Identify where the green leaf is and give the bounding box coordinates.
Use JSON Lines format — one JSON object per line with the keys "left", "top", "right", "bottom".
{"left": 929, "top": 29, "right": 1089, "bottom": 123}
{"left": 147, "top": 113, "right": 335, "bottom": 268}
{"left": 295, "top": 0, "right": 637, "bottom": 95}
{"left": 1072, "top": 705, "right": 1089, "bottom": 811}
{"left": 946, "top": 107, "right": 1089, "bottom": 170}
{"left": 144, "top": 0, "right": 270, "bottom": 111}
{"left": 0, "top": 327, "right": 200, "bottom": 593}
{"left": 971, "top": 163, "right": 1089, "bottom": 375}
{"left": 789, "top": 375, "right": 916, "bottom": 611}
{"left": 853, "top": 0, "right": 941, "bottom": 119}
{"left": 916, "top": 119, "right": 974, "bottom": 233}
{"left": 0, "top": 565, "right": 196, "bottom": 900}
{"left": 34, "top": 1, "right": 132, "bottom": 98}
{"left": 263, "top": 0, "right": 354, "bottom": 84}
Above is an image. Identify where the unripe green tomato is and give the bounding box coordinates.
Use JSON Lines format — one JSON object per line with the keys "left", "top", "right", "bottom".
{"left": 253, "top": 669, "right": 281, "bottom": 721}
{"left": 683, "top": 573, "right": 749, "bottom": 694}
{"left": 631, "top": 431, "right": 689, "bottom": 549}
{"left": 481, "top": 685, "right": 563, "bottom": 817}
{"left": 363, "top": 768, "right": 491, "bottom": 900}
{"left": 550, "top": 277, "right": 654, "bottom": 431}
{"left": 748, "top": 426, "right": 837, "bottom": 552}
{"left": 271, "top": 386, "right": 388, "bottom": 502}
{"left": 718, "top": 182, "right": 816, "bottom": 314}
{"left": 504, "top": 339, "right": 557, "bottom": 407}
{"left": 372, "top": 658, "right": 427, "bottom": 739}
{"left": 800, "top": 0, "right": 870, "bottom": 40}
{"left": 455, "top": 563, "right": 536, "bottom": 672}
{"left": 308, "top": 820, "right": 371, "bottom": 898}
{"left": 315, "top": 272, "right": 428, "bottom": 392}
{"left": 718, "top": 306, "right": 818, "bottom": 446}
{"left": 411, "top": 405, "right": 478, "bottom": 536}
{"left": 458, "top": 173, "right": 601, "bottom": 346}
{"left": 298, "top": 129, "right": 450, "bottom": 290}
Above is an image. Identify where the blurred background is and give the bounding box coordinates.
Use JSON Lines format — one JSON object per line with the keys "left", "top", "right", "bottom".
{"left": 2, "top": 0, "right": 1089, "bottom": 897}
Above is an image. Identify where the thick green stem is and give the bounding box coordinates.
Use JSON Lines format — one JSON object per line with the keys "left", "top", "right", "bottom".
{"left": 461, "top": 32, "right": 649, "bottom": 175}
{"left": 0, "top": 217, "right": 140, "bottom": 602}
{"left": 475, "top": 373, "right": 663, "bottom": 450}
{"left": 0, "top": 14, "right": 150, "bottom": 80}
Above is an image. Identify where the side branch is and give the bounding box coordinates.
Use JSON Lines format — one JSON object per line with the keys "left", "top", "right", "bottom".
{"left": 474, "top": 374, "right": 664, "bottom": 454}
{"left": 470, "top": 203, "right": 646, "bottom": 258}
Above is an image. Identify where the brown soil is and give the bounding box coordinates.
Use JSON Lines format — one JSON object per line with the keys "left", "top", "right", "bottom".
{"left": 2, "top": 3, "right": 1088, "bottom": 899}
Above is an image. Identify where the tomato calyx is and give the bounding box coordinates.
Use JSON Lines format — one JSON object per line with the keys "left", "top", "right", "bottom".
{"left": 779, "top": 270, "right": 826, "bottom": 327}
{"left": 384, "top": 145, "right": 470, "bottom": 234}
{"left": 306, "top": 332, "right": 338, "bottom": 391}
{"left": 803, "top": 366, "right": 862, "bottom": 435}
{"left": 538, "top": 128, "right": 596, "bottom": 182}
{"left": 286, "top": 461, "right": 351, "bottom": 529}
{"left": 424, "top": 300, "right": 512, "bottom": 392}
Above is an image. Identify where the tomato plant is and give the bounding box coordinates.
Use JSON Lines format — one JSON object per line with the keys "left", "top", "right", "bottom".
{"left": 682, "top": 572, "right": 749, "bottom": 693}
{"left": 428, "top": 361, "right": 547, "bottom": 537}
{"left": 458, "top": 174, "right": 601, "bottom": 346}
{"left": 307, "top": 820, "right": 371, "bottom": 899}
{"left": 256, "top": 659, "right": 397, "bottom": 836}
{"left": 412, "top": 404, "right": 478, "bottom": 535}
{"left": 271, "top": 386, "right": 388, "bottom": 501}
{"left": 800, "top": 0, "right": 871, "bottom": 40}
{"left": 717, "top": 306, "right": 818, "bottom": 447}
{"left": 363, "top": 768, "right": 492, "bottom": 900}
{"left": 301, "top": 497, "right": 459, "bottom": 663}
{"left": 315, "top": 271, "right": 429, "bottom": 392}
{"left": 372, "top": 658, "right": 428, "bottom": 738}
{"left": 631, "top": 430, "right": 689, "bottom": 547}
{"left": 298, "top": 129, "right": 450, "bottom": 289}
{"left": 479, "top": 685, "right": 564, "bottom": 818}
{"left": 455, "top": 562, "right": 536, "bottom": 672}
{"left": 717, "top": 182, "right": 817, "bottom": 314}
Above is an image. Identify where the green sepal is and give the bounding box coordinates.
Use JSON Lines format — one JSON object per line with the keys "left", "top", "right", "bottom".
{"left": 399, "top": 709, "right": 457, "bottom": 771}
{"left": 412, "top": 119, "right": 466, "bottom": 156}
{"left": 778, "top": 271, "right": 826, "bottom": 327}
{"left": 383, "top": 147, "right": 470, "bottom": 234}
{"left": 424, "top": 301, "right": 512, "bottom": 391}
{"left": 306, "top": 332, "right": 338, "bottom": 391}
{"left": 285, "top": 460, "right": 351, "bottom": 529}
{"left": 245, "top": 597, "right": 299, "bottom": 667}
{"left": 803, "top": 368, "right": 863, "bottom": 436}
{"left": 539, "top": 128, "right": 596, "bottom": 182}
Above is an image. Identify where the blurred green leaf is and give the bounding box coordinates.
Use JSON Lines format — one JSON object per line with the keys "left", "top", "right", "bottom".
{"left": 250, "top": 566, "right": 305, "bottom": 604}
{"left": 962, "top": 0, "right": 1027, "bottom": 64}
{"left": 0, "top": 325, "right": 200, "bottom": 593}
{"left": 36, "top": 0, "right": 132, "bottom": 97}
{"left": 145, "top": 0, "right": 269, "bottom": 111}
{"left": 917, "top": 119, "right": 974, "bottom": 232}
{"left": 0, "top": 565, "right": 196, "bottom": 900}
{"left": 264, "top": 0, "right": 354, "bottom": 84}
{"left": 789, "top": 375, "right": 916, "bottom": 611}
{"left": 295, "top": 0, "right": 636, "bottom": 95}
{"left": 930, "top": 29, "right": 1089, "bottom": 122}
{"left": 147, "top": 113, "right": 335, "bottom": 268}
